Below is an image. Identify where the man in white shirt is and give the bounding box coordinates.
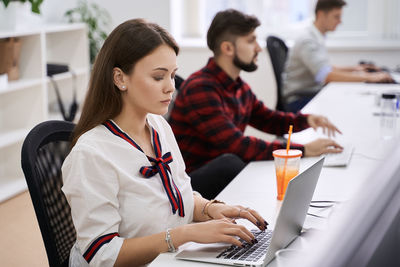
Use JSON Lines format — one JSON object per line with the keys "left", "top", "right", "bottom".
{"left": 283, "top": 0, "right": 393, "bottom": 112}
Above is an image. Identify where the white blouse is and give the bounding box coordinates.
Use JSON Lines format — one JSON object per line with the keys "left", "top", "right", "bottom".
{"left": 62, "top": 114, "right": 194, "bottom": 267}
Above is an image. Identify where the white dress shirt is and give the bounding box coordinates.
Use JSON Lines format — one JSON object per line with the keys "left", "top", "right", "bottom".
{"left": 62, "top": 114, "right": 194, "bottom": 267}
{"left": 283, "top": 23, "right": 332, "bottom": 100}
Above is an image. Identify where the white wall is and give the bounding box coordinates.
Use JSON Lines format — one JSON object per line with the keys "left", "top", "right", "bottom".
{"left": 41, "top": 0, "right": 170, "bottom": 31}
{"left": 38, "top": 1, "right": 400, "bottom": 103}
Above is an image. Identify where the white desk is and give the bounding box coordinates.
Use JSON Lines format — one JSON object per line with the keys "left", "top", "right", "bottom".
{"left": 150, "top": 82, "right": 400, "bottom": 267}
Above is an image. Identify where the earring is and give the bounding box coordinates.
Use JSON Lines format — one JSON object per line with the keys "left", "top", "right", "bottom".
{"left": 121, "top": 85, "right": 126, "bottom": 89}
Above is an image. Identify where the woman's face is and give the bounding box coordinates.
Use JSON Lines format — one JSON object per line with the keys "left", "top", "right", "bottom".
{"left": 120, "top": 44, "right": 178, "bottom": 117}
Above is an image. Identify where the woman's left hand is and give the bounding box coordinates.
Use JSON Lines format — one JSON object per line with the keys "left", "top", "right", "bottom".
{"left": 208, "top": 203, "right": 268, "bottom": 231}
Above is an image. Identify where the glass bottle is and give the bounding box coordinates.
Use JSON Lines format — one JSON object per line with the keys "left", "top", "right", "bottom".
{"left": 380, "top": 93, "right": 397, "bottom": 140}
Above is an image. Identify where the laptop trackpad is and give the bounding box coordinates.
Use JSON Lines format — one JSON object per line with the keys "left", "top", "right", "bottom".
{"left": 176, "top": 242, "right": 229, "bottom": 259}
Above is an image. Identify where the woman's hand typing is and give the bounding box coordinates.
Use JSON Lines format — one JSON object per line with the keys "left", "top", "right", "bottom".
{"left": 175, "top": 219, "right": 256, "bottom": 247}
{"left": 207, "top": 203, "right": 268, "bottom": 231}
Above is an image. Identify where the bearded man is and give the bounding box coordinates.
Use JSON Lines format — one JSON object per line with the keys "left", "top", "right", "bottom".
{"left": 169, "top": 9, "right": 341, "bottom": 198}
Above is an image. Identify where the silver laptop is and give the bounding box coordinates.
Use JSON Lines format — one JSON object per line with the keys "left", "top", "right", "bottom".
{"left": 175, "top": 158, "right": 324, "bottom": 267}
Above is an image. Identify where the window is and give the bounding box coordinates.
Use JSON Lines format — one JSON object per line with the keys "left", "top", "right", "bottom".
{"left": 170, "top": 0, "right": 400, "bottom": 44}
{"left": 203, "top": 0, "right": 315, "bottom": 39}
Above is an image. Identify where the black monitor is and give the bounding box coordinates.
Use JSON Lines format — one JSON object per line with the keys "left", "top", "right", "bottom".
{"left": 302, "top": 141, "right": 400, "bottom": 267}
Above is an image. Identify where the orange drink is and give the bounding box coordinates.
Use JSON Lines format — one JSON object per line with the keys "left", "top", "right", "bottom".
{"left": 275, "top": 167, "right": 299, "bottom": 200}
{"left": 273, "top": 149, "right": 302, "bottom": 201}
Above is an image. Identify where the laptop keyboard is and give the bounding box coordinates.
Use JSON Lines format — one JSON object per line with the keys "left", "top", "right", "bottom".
{"left": 216, "top": 230, "right": 273, "bottom": 262}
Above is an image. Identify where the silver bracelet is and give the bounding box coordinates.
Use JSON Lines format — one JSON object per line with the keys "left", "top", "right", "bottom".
{"left": 165, "top": 228, "right": 176, "bottom": 253}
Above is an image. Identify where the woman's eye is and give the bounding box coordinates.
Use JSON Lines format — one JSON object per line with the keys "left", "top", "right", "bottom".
{"left": 153, "top": 77, "right": 163, "bottom": 81}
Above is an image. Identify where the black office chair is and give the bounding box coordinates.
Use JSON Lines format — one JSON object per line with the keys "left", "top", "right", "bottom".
{"left": 266, "top": 35, "right": 289, "bottom": 112}
{"left": 174, "top": 74, "right": 184, "bottom": 91}
{"left": 21, "top": 120, "right": 76, "bottom": 267}
{"left": 165, "top": 74, "right": 185, "bottom": 122}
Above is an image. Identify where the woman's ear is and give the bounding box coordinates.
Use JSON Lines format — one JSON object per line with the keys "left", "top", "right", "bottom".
{"left": 220, "top": 41, "right": 235, "bottom": 57}
{"left": 113, "top": 67, "right": 127, "bottom": 91}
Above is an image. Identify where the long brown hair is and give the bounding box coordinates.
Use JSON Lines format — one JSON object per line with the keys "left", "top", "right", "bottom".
{"left": 72, "top": 19, "right": 179, "bottom": 146}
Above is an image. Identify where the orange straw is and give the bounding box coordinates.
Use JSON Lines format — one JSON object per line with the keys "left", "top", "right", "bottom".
{"left": 286, "top": 125, "right": 293, "bottom": 154}
{"left": 281, "top": 125, "right": 293, "bottom": 200}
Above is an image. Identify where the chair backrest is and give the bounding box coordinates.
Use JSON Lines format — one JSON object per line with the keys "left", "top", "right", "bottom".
{"left": 266, "top": 36, "right": 289, "bottom": 111}
{"left": 165, "top": 74, "right": 184, "bottom": 122}
{"left": 174, "top": 74, "right": 184, "bottom": 91}
{"left": 21, "top": 120, "right": 76, "bottom": 267}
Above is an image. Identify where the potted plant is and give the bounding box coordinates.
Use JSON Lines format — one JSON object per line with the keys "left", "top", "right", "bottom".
{"left": 0, "top": 0, "right": 44, "bottom": 31}
{"left": 1, "top": 0, "right": 43, "bottom": 14}
{"left": 64, "top": 0, "right": 111, "bottom": 64}
{"left": 0, "top": 0, "right": 42, "bottom": 78}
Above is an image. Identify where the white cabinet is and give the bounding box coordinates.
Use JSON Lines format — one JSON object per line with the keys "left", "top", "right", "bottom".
{"left": 0, "top": 23, "right": 89, "bottom": 202}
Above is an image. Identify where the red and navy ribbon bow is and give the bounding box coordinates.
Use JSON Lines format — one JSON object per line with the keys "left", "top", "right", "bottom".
{"left": 103, "top": 120, "right": 185, "bottom": 217}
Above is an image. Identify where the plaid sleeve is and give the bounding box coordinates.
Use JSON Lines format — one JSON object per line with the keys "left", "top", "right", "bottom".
{"left": 180, "top": 82, "right": 304, "bottom": 161}
{"left": 247, "top": 92, "right": 310, "bottom": 136}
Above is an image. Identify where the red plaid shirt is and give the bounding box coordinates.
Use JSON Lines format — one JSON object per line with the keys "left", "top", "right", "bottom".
{"left": 169, "top": 58, "right": 309, "bottom": 172}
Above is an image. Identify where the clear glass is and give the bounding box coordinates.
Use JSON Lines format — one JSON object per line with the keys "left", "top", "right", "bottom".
{"left": 380, "top": 96, "right": 397, "bottom": 140}
{"left": 275, "top": 249, "right": 302, "bottom": 267}
{"left": 273, "top": 153, "right": 301, "bottom": 201}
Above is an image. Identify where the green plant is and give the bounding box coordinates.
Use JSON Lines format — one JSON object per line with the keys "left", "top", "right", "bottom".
{"left": 2, "top": 0, "right": 43, "bottom": 14}
{"left": 64, "top": 0, "right": 111, "bottom": 64}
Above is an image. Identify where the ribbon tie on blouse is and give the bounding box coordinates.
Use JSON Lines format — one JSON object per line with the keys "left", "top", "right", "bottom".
{"left": 140, "top": 153, "right": 173, "bottom": 177}
{"left": 140, "top": 151, "right": 184, "bottom": 217}
{"left": 103, "top": 120, "right": 185, "bottom": 217}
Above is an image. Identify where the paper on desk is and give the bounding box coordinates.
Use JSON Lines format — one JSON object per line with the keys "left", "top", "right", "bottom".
{"left": 303, "top": 205, "right": 335, "bottom": 230}
{"left": 305, "top": 199, "right": 348, "bottom": 230}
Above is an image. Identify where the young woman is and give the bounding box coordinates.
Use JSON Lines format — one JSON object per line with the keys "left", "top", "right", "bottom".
{"left": 62, "top": 19, "right": 267, "bottom": 267}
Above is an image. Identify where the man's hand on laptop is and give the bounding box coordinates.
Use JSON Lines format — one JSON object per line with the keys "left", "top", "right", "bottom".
{"left": 307, "top": 114, "right": 342, "bottom": 137}
{"left": 365, "top": 72, "right": 394, "bottom": 84}
{"left": 304, "top": 138, "right": 343, "bottom": 157}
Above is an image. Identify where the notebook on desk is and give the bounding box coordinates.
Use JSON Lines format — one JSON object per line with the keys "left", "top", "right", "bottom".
{"left": 175, "top": 158, "right": 325, "bottom": 267}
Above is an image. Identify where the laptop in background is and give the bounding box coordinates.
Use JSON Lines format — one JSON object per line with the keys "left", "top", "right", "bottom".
{"left": 175, "top": 158, "right": 325, "bottom": 267}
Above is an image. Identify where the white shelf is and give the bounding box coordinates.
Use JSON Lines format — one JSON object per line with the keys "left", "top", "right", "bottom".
{"left": 0, "top": 176, "right": 27, "bottom": 203}
{"left": 0, "top": 23, "right": 86, "bottom": 38}
{"left": 44, "top": 23, "right": 87, "bottom": 34}
{"left": 0, "top": 28, "right": 41, "bottom": 39}
{"left": 45, "top": 67, "right": 88, "bottom": 82}
{"left": 0, "top": 23, "right": 89, "bottom": 203}
{"left": 0, "top": 78, "right": 42, "bottom": 95}
{"left": 0, "top": 128, "right": 29, "bottom": 148}
{"left": 48, "top": 112, "right": 64, "bottom": 121}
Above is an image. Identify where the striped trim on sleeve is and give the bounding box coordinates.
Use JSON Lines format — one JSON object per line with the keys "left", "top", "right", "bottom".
{"left": 83, "top": 232, "right": 120, "bottom": 263}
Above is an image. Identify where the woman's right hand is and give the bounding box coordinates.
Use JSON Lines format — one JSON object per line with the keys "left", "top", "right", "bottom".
{"left": 173, "top": 218, "right": 256, "bottom": 248}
